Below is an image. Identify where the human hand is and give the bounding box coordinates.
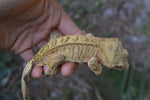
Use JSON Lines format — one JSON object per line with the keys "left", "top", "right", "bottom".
{"left": 0, "top": 0, "right": 84, "bottom": 78}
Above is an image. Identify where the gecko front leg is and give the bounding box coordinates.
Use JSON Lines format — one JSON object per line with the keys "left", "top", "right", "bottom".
{"left": 87, "top": 57, "right": 103, "bottom": 75}
{"left": 44, "top": 55, "right": 65, "bottom": 76}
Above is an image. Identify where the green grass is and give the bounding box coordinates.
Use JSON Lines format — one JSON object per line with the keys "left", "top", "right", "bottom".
{"left": 62, "top": 0, "right": 103, "bottom": 30}
{"left": 120, "top": 63, "right": 148, "bottom": 100}
{"left": 120, "top": 70, "right": 128, "bottom": 97}
{"left": 137, "top": 65, "right": 148, "bottom": 100}
{"left": 63, "top": 90, "right": 73, "bottom": 100}
{"left": 79, "top": 62, "right": 148, "bottom": 100}
{"left": 87, "top": 0, "right": 103, "bottom": 13}
{"left": 148, "top": 88, "right": 150, "bottom": 100}
{"left": 0, "top": 51, "right": 17, "bottom": 77}
{"left": 0, "top": 51, "right": 20, "bottom": 100}
{"left": 136, "top": 24, "right": 150, "bottom": 37}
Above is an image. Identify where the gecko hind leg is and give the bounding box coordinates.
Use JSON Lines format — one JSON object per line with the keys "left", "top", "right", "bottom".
{"left": 45, "top": 55, "right": 65, "bottom": 76}
{"left": 87, "top": 57, "right": 103, "bottom": 75}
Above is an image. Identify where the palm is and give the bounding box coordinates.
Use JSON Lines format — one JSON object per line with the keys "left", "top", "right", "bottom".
{"left": 0, "top": 0, "right": 83, "bottom": 77}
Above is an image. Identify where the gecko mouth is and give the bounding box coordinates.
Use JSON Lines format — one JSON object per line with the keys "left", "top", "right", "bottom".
{"left": 113, "top": 66, "right": 127, "bottom": 70}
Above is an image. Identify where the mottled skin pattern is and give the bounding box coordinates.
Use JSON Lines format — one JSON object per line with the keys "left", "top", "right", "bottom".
{"left": 21, "top": 34, "right": 129, "bottom": 100}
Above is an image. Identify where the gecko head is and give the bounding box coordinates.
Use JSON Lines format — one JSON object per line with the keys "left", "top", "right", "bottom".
{"left": 112, "top": 48, "right": 129, "bottom": 70}
{"left": 100, "top": 38, "right": 129, "bottom": 70}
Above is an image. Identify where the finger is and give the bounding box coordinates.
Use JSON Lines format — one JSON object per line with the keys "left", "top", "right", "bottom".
{"left": 20, "top": 49, "right": 43, "bottom": 78}
{"left": 61, "top": 62, "right": 79, "bottom": 76}
{"left": 58, "top": 9, "right": 84, "bottom": 35}
{"left": 31, "top": 66, "right": 43, "bottom": 78}
{"left": 31, "top": 40, "right": 48, "bottom": 78}
{"left": 20, "top": 49, "right": 34, "bottom": 62}
{"left": 37, "top": 40, "right": 48, "bottom": 49}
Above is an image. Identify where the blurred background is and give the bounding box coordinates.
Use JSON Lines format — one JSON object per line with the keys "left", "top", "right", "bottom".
{"left": 0, "top": 0, "right": 150, "bottom": 100}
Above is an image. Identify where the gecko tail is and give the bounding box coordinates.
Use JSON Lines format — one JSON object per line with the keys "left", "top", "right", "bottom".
{"left": 21, "top": 60, "right": 33, "bottom": 100}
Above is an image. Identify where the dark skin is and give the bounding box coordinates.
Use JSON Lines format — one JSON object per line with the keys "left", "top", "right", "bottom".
{"left": 0, "top": 0, "right": 84, "bottom": 78}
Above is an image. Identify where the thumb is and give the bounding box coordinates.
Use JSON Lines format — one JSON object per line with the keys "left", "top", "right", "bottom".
{"left": 20, "top": 49, "right": 34, "bottom": 62}
{"left": 58, "top": 9, "right": 84, "bottom": 35}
